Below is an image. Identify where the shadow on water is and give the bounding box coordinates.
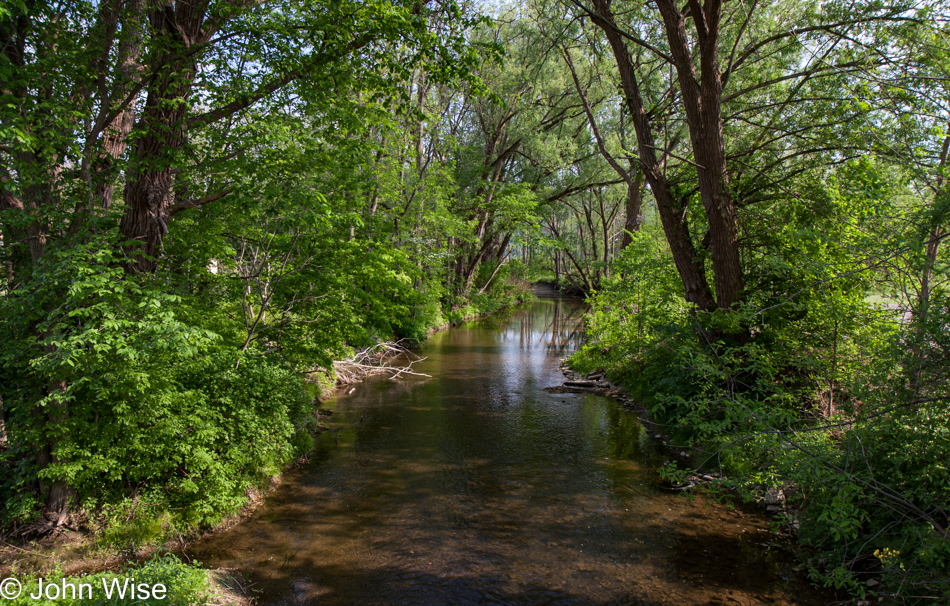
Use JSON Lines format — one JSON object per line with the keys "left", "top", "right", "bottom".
{"left": 188, "top": 299, "right": 837, "bottom": 606}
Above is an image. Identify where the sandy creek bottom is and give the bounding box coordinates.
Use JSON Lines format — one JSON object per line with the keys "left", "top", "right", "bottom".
{"left": 188, "top": 298, "right": 833, "bottom": 606}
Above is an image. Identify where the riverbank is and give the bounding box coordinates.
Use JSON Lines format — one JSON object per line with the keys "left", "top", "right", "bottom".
{"left": 551, "top": 363, "right": 797, "bottom": 525}
{"left": 184, "top": 297, "right": 833, "bottom": 606}
{"left": 2, "top": 294, "right": 834, "bottom": 606}
{"left": 564, "top": 286, "right": 930, "bottom": 601}
{"left": 0, "top": 286, "right": 541, "bottom": 602}
{"left": 426, "top": 280, "right": 540, "bottom": 335}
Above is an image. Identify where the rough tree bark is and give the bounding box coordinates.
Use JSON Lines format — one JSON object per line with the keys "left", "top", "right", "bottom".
{"left": 119, "top": 0, "right": 212, "bottom": 273}
{"left": 654, "top": 0, "right": 744, "bottom": 309}
{"left": 589, "top": 0, "right": 716, "bottom": 311}
{"left": 92, "top": 0, "right": 147, "bottom": 210}
{"left": 118, "top": 1, "right": 376, "bottom": 273}
{"left": 621, "top": 169, "right": 644, "bottom": 248}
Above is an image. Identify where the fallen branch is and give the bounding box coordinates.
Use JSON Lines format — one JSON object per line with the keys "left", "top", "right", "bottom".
{"left": 331, "top": 341, "right": 431, "bottom": 385}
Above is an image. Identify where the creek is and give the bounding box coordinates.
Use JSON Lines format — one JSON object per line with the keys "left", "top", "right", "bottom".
{"left": 188, "top": 297, "right": 829, "bottom": 606}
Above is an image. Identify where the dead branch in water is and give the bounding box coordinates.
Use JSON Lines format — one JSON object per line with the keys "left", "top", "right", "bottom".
{"left": 332, "top": 341, "right": 431, "bottom": 385}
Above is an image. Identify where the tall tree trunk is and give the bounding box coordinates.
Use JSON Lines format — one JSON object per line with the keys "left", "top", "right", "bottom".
{"left": 1, "top": 32, "right": 77, "bottom": 513}
{"left": 120, "top": 0, "right": 207, "bottom": 273}
{"left": 590, "top": 0, "right": 716, "bottom": 311}
{"left": 917, "top": 134, "right": 950, "bottom": 321}
{"left": 911, "top": 134, "right": 950, "bottom": 393}
{"left": 37, "top": 375, "right": 73, "bottom": 519}
{"left": 919, "top": 225, "right": 944, "bottom": 318}
{"left": 92, "top": 0, "right": 147, "bottom": 210}
{"left": 478, "top": 233, "right": 511, "bottom": 294}
{"left": 655, "top": 0, "right": 743, "bottom": 309}
{"left": 621, "top": 170, "right": 644, "bottom": 248}
{"left": 561, "top": 47, "right": 642, "bottom": 250}
{"left": 4, "top": 156, "right": 78, "bottom": 514}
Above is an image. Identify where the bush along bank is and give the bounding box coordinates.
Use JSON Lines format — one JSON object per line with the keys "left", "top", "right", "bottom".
{"left": 437, "top": 278, "right": 536, "bottom": 329}
{"left": 0, "top": 265, "right": 534, "bottom": 577}
{"left": 567, "top": 240, "right": 950, "bottom": 605}
{"left": 0, "top": 349, "right": 320, "bottom": 570}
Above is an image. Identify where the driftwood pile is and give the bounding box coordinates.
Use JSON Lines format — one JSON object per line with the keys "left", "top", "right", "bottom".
{"left": 333, "top": 341, "right": 431, "bottom": 386}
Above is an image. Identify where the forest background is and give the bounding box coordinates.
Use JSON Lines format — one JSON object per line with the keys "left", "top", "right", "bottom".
{"left": 1, "top": 0, "right": 949, "bottom": 602}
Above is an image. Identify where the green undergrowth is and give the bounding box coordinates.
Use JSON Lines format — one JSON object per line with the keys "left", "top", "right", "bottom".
{"left": 305, "top": 366, "right": 338, "bottom": 401}
{"left": 569, "top": 233, "right": 950, "bottom": 604}
{"left": 0, "top": 252, "right": 534, "bottom": 557}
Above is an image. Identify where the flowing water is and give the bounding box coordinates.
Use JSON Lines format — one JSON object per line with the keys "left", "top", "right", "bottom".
{"left": 189, "top": 298, "right": 831, "bottom": 606}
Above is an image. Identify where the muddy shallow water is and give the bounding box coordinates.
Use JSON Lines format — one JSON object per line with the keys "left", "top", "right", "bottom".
{"left": 189, "top": 298, "right": 832, "bottom": 605}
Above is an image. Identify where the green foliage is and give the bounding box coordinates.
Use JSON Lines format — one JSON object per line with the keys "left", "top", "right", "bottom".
{"left": 572, "top": 230, "right": 687, "bottom": 388}
{"left": 574, "top": 163, "right": 950, "bottom": 602}
{"left": 63, "top": 350, "right": 310, "bottom": 527}
{"left": 0, "top": 230, "right": 314, "bottom": 535}
{"left": 0, "top": 0, "right": 529, "bottom": 549}
{"left": 2, "top": 0, "right": 949, "bottom": 603}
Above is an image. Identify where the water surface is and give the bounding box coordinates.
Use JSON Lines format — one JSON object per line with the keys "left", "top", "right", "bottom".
{"left": 190, "top": 298, "right": 829, "bottom": 605}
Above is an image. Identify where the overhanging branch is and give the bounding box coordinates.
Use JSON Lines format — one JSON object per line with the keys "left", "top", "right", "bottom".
{"left": 169, "top": 188, "right": 234, "bottom": 215}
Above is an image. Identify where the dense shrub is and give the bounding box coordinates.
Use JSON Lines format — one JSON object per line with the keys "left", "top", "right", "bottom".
{"left": 572, "top": 228, "right": 950, "bottom": 603}
{"left": 0, "top": 238, "right": 313, "bottom": 536}
{"left": 0, "top": 226, "right": 530, "bottom": 542}
{"left": 62, "top": 351, "right": 312, "bottom": 527}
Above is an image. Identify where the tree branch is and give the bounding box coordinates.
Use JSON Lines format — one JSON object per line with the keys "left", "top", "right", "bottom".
{"left": 168, "top": 188, "right": 234, "bottom": 215}
{"left": 570, "top": 0, "right": 676, "bottom": 65}
{"left": 187, "top": 33, "right": 374, "bottom": 130}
